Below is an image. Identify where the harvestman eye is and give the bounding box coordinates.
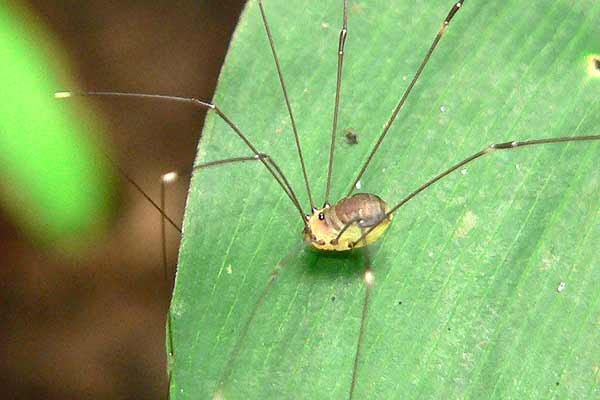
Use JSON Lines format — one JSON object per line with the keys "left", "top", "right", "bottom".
{"left": 55, "top": 0, "right": 599, "bottom": 398}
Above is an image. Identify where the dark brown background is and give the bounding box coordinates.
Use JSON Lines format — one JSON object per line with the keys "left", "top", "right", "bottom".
{"left": 1, "top": 1, "right": 246, "bottom": 398}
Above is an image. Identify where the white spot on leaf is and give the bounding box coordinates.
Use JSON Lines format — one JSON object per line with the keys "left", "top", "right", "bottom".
{"left": 454, "top": 210, "right": 478, "bottom": 239}
{"left": 212, "top": 389, "right": 225, "bottom": 400}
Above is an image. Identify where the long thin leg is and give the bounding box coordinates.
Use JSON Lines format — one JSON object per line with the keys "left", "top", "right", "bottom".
{"left": 325, "top": 0, "right": 349, "bottom": 206}
{"left": 166, "top": 310, "right": 174, "bottom": 400}
{"left": 103, "top": 151, "right": 182, "bottom": 233}
{"left": 331, "top": 216, "right": 361, "bottom": 244}
{"left": 92, "top": 155, "right": 316, "bottom": 397}
{"left": 160, "top": 172, "right": 177, "bottom": 400}
{"left": 258, "top": 0, "right": 315, "bottom": 210}
{"left": 347, "top": 1, "right": 465, "bottom": 196}
{"left": 194, "top": 153, "right": 306, "bottom": 219}
{"left": 351, "top": 134, "right": 600, "bottom": 247}
{"left": 213, "top": 240, "right": 307, "bottom": 398}
{"left": 194, "top": 155, "right": 268, "bottom": 169}
{"left": 349, "top": 231, "right": 374, "bottom": 400}
{"left": 160, "top": 172, "right": 176, "bottom": 290}
{"left": 55, "top": 91, "right": 308, "bottom": 225}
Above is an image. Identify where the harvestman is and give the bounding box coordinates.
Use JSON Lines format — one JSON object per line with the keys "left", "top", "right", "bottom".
{"left": 56, "top": 0, "right": 600, "bottom": 397}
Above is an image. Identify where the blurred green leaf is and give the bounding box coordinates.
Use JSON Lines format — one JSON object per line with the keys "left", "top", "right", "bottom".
{"left": 172, "top": 1, "right": 600, "bottom": 398}
{"left": 0, "top": 4, "right": 114, "bottom": 247}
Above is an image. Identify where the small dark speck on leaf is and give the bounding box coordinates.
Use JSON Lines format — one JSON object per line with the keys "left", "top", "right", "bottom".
{"left": 331, "top": 296, "right": 336, "bottom": 302}
{"left": 556, "top": 382, "right": 560, "bottom": 386}
{"left": 344, "top": 129, "right": 358, "bottom": 145}
{"left": 589, "top": 55, "right": 600, "bottom": 77}
{"left": 398, "top": 301, "right": 402, "bottom": 305}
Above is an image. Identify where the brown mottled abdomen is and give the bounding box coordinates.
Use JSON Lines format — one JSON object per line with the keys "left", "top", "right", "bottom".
{"left": 326, "top": 193, "right": 389, "bottom": 229}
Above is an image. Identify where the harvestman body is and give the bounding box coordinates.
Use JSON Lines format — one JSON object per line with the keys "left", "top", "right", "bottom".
{"left": 56, "top": 0, "right": 600, "bottom": 398}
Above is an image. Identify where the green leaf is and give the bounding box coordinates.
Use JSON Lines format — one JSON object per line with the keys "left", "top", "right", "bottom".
{"left": 0, "top": 4, "right": 115, "bottom": 247}
{"left": 172, "top": 1, "right": 600, "bottom": 398}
